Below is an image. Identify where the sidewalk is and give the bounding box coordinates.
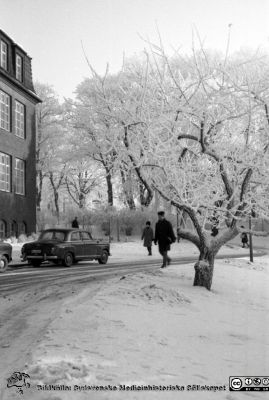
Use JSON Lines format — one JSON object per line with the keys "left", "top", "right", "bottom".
{"left": 229, "top": 234, "right": 269, "bottom": 250}
{"left": 9, "top": 236, "right": 267, "bottom": 267}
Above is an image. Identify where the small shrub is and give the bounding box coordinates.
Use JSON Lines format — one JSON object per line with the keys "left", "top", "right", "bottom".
{"left": 28, "top": 232, "right": 39, "bottom": 241}
{"left": 18, "top": 234, "right": 28, "bottom": 243}
{"left": 9, "top": 236, "right": 18, "bottom": 244}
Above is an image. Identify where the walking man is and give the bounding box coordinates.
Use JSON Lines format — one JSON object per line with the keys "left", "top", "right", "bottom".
{"left": 240, "top": 227, "right": 249, "bottom": 248}
{"left": 72, "top": 217, "right": 79, "bottom": 228}
{"left": 154, "top": 211, "right": 176, "bottom": 268}
{"left": 141, "top": 221, "right": 154, "bottom": 255}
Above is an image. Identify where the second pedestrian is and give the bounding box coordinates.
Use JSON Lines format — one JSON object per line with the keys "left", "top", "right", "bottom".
{"left": 141, "top": 221, "right": 154, "bottom": 256}
{"left": 240, "top": 226, "right": 249, "bottom": 248}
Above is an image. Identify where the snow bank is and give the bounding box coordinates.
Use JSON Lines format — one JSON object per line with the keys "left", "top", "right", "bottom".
{"left": 20, "top": 255, "right": 269, "bottom": 400}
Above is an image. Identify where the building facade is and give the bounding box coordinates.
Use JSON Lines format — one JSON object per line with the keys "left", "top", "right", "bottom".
{"left": 0, "top": 30, "right": 41, "bottom": 238}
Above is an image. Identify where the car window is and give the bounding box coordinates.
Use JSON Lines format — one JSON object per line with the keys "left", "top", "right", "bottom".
{"left": 71, "top": 231, "right": 81, "bottom": 241}
{"left": 81, "top": 232, "right": 93, "bottom": 240}
{"left": 39, "top": 231, "right": 65, "bottom": 241}
{"left": 54, "top": 231, "right": 66, "bottom": 241}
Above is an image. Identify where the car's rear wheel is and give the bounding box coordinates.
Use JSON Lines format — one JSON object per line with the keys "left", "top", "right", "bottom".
{"left": 98, "top": 250, "right": 108, "bottom": 264}
{"left": 0, "top": 255, "right": 8, "bottom": 273}
{"left": 62, "top": 252, "right": 73, "bottom": 267}
{"left": 31, "top": 260, "right": 41, "bottom": 267}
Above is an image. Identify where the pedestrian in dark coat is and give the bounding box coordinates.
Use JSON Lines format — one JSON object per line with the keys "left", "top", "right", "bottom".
{"left": 72, "top": 217, "right": 79, "bottom": 228}
{"left": 141, "top": 221, "right": 154, "bottom": 255}
{"left": 240, "top": 226, "right": 249, "bottom": 248}
{"left": 154, "top": 211, "right": 176, "bottom": 268}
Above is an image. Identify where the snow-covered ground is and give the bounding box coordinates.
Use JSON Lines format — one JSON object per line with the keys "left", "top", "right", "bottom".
{"left": 1, "top": 240, "right": 269, "bottom": 400}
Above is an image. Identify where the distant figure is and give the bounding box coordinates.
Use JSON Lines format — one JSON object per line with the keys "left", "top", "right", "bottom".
{"left": 72, "top": 217, "right": 79, "bottom": 228}
{"left": 240, "top": 226, "right": 249, "bottom": 248}
{"left": 141, "top": 221, "right": 154, "bottom": 256}
{"left": 154, "top": 211, "right": 176, "bottom": 268}
{"left": 211, "top": 226, "right": 219, "bottom": 237}
{"left": 211, "top": 215, "right": 219, "bottom": 237}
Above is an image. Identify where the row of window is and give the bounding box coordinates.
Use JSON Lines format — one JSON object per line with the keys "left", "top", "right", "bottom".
{"left": 0, "top": 90, "right": 25, "bottom": 138}
{"left": 0, "top": 219, "right": 26, "bottom": 239}
{"left": 0, "top": 39, "right": 23, "bottom": 81}
{"left": 0, "top": 152, "right": 25, "bottom": 195}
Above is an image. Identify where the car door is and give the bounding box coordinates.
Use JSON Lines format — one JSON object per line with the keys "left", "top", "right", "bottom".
{"left": 81, "top": 231, "right": 98, "bottom": 258}
{"left": 70, "top": 231, "right": 84, "bottom": 260}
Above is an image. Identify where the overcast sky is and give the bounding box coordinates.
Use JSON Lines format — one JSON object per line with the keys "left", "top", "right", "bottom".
{"left": 1, "top": 0, "right": 269, "bottom": 99}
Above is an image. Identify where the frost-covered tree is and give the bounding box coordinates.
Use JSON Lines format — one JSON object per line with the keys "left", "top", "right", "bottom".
{"left": 64, "top": 43, "right": 268, "bottom": 290}
{"left": 73, "top": 61, "right": 154, "bottom": 207}
{"left": 65, "top": 159, "right": 104, "bottom": 208}
{"left": 117, "top": 45, "right": 269, "bottom": 290}
{"left": 35, "top": 83, "right": 63, "bottom": 209}
{"left": 64, "top": 81, "right": 117, "bottom": 206}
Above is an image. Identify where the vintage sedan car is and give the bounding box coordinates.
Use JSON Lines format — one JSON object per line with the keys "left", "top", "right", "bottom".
{"left": 0, "top": 241, "right": 12, "bottom": 273}
{"left": 21, "top": 228, "right": 110, "bottom": 267}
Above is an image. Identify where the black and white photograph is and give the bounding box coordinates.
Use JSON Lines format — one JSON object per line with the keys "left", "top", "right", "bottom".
{"left": 0, "top": 0, "right": 269, "bottom": 399}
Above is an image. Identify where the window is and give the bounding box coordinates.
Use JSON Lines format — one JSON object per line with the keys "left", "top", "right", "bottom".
{"left": 0, "top": 220, "right": 7, "bottom": 239}
{"left": 0, "top": 152, "right": 11, "bottom": 192}
{"left": 16, "top": 54, "right": 22, "bottom": 81}
{"left": 20, "top": 221, "right": 27, "bottom": 235}
{"left": 39, "top": 230, "right": 65, "bottom": 241}
{"left": 71, "top": 231, "right": 81, "bottom": 241}
{"left": 0, "top": 90, "right": 10, "bottom": 131}
{"left": 15, "top": 158, "right": 25, "bottom": 195}
{"left": 0, "top": 40, "right": 7, "bottom": 70}
{"left": 15, "top": 101, "right": 25, "bottom": 138}
{"left": 81, "top": 231, "right": 92, "bottom": 240}
{"left": 11, "top": 220, "right": 18, "bottom": 237}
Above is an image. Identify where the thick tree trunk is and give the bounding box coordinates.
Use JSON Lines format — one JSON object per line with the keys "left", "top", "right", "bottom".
{"left": 106, "top": 172, "right": 113, "bottom": 206}
{"left": 120, "top": 170, "right": 135, "bottom": 210}
{"left": 139, "top": 182, "right": 153, "bottom": 207}
{"left": 49, "top": 172, "right": 61, "bottom": 223}
{"left": 53, "top": 190, "right": 60, "bottom": 219}
{"left": 36, "top": 170, "right": 43, "bottom": 210}
{"left": 192, "top": 225, "right": 240, "bottom": 290}
{"left": 193, "top": 250, "right": 216, "bottom": 290}
{"left": 126, "top": 196, "right": 136, "bottom": 210}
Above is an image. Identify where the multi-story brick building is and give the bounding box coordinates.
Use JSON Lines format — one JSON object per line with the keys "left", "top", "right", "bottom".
{"left": 0, "top": 30, "right": 41, "bottom": 238}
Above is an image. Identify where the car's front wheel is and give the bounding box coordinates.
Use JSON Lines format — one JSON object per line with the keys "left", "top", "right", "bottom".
{"left": 0, "top": 255, "right": 8, "bottom": 273}
{"left": 98, "top": 250, "right": 108, "bottom": 264}
{"left": 62, "top": 252, "right": 73, "bottom": 267}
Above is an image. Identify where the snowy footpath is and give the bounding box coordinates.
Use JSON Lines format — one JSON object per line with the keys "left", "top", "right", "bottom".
{"left": 1, "top": 240, "right": 269, "bottom": 400}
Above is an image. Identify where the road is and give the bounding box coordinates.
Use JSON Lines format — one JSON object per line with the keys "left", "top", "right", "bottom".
{"left": 1, "top": 252, "right": 264, "bottom": 295}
